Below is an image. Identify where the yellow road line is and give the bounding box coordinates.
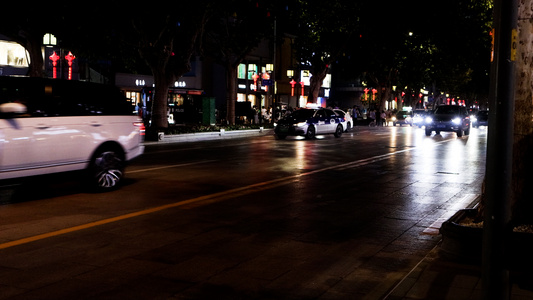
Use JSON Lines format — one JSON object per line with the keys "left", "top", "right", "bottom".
{"left": 0, "top": 142, "right": 444, "bottom": 250}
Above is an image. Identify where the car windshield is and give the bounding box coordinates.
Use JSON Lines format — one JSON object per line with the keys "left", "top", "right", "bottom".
{"left": 435, "top": 106, "right": 460, "bottom": 114}
{"left": 396, "top": 111, "right": 412, "bottom": 117}
{"left": 285, "top": 109, "right": 315, "bottom": 121}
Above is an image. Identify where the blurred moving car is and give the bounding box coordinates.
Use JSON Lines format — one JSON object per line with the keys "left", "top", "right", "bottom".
{"left": 392, "top": 111, "right": 413, "bottom": 126}
{"left": 333, "top": 109, "right": 352, "bottom": 131}
{"left": 0, "top": 77, "right": 145, "bottom": 190}
{"left": 274, "top": 108, "right": 344, "bottom": 139}
{"left": 425, "top": 105, "right": 471, "bottom": 137}
{"left": 472, "top": 110, "right": 489, "bottom": 128}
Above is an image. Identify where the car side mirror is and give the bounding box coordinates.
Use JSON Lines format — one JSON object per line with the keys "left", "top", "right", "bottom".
{"left": 0, "top": 102, "right": 27, "bottom": 115}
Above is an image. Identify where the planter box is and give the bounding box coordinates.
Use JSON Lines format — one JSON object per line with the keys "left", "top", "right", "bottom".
{"left": 440, "top": 208, "right": 482, "bottom": 262}
{"left": 440, "top": 208, "right": 533, "bottom": 271}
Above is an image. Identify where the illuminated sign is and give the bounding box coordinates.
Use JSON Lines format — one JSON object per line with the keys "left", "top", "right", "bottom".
{"left": 0, "top": 40, "right": 29, "bottom": 67}
{"left": 174, "top": 81, "right": 186, "bottom": 87}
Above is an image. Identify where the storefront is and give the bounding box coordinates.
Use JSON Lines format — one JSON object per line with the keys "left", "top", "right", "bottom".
{"left": 115, "top": 73, "right": 204, "bottom": 124}
{"left": 236, "top": 63, "right": 273, "bottom": 122}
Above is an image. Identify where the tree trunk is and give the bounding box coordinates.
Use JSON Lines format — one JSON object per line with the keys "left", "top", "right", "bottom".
{"left": 151, "top": 72, "right": 171, "bottom": 129}
{"left": 226, "top": 65, "right": 237, "bottom": 125}
{"left": 16, "top": 30, "right": 43, "bottom": 78}
{"left": 511, "top": 0, "right": 533, "bottom": 224}
{"left": 308, "top": 67, "right": 327, "bottom": 104}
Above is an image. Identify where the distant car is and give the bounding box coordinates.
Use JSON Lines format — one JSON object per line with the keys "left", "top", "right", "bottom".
{"left": 274, "top": 108, "right": 344, "bottom": 139}
{"left": 0, "top": 76, "right": 145, "bottom": 190}
{"left": 333, "top": 109, "right": 352, "bottom": 131}
{"left": 425, "top": 105, "right": 471, "bottom": 137}
{"left": 472, "top": 110, "right": 489, "bottom": 128}
{"left": 392, "top": 111, "right": 413, "bottom": 126}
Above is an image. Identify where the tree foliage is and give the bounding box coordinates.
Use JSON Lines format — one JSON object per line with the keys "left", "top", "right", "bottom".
{"left": 289, "top": 0, "right": 361, "bottom": 103}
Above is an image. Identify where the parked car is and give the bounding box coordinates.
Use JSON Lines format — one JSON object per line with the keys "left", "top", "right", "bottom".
{"left": 424, "top": 105, "right": 471, "bottom": 137}
{"left": 333, "top": 109, "right": 352, "bottom": 131}
{"left": 0, "top": 76, "right": 145, "bottom": 190}
{"left": 392, "top": 111, "right": 413, "bottom": 126}
{"left": 472, "top": 110, "right": 489, "bottom": 128}
{"left": 274, "top": 108, "right": 344, "bottom": 139}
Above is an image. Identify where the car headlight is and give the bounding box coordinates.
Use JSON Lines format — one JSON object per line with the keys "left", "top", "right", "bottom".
{"left": 452, "top": 117, "right": 462, "bottom": 125}
{"left": 392, "top": 117, "right": 397, "bottom": 121}
{"left": 406, "top": 116, "right": 412, "bottom": 122}
{"left": 471, "top": 117, "right": 477, "bottom": 123}
{"left": 425, "top": 116, "right": 433, "bottom": 123}
{"left": 296, "top": 121, "right": 307, "bottom": 127}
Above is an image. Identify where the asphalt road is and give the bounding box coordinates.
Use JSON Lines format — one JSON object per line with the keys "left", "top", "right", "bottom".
{"left": 0, "top": 126, "right": 487, "bottom": 299}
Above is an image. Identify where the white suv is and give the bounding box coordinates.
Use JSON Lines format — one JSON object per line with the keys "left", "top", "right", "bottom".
{"left": 0, "top": 77, "right": 144, "bottom": 190}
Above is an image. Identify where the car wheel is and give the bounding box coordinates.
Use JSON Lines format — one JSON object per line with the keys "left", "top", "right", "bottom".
{"left": 88, "top": 147, "right": 125, "bottom": 191}
{"left": 305, "top": 125, "right": 316, "bottom": 139}
{"left": 464, "top": 127, "right": 470, "bottom": 135}
{"left": 334, "top": 124, "right": 343, "bottom": 138}
{"left": 457, "top": 129, "right": 463, "bottom": 137}
{"left": 425, "top": 129, "right": 432, "bottom": 136}
{"left": 346, "top": 122, "right": 351, "bottom": 132}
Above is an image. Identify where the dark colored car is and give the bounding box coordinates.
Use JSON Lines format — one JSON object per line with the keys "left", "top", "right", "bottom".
{"left": 392, "top": 111, "right": 413, "bottom": 126}
{"left": 274, "top": 108, "right": 344, "bottom": 139}
{"left": 472, "top": 110, "right": 489, "bottom": 128}
{"left": 425, "top": 105, "right": 471, "bottom": 137}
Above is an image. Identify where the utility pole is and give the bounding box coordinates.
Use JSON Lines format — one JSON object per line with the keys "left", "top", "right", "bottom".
{"left": 483, "top": 0, "right": 517, "bottom": 299}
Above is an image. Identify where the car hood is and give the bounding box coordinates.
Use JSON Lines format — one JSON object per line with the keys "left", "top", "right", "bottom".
{"left": 432, "top": 114, "right": 461, "bottom": 121}
{"left": 277, "top": 116, "right": 306, "bottom": 125}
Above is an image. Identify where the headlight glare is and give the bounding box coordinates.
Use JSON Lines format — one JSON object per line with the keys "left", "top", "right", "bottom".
{"left": 452, "top": 117, "right": 461, "bottom": 125}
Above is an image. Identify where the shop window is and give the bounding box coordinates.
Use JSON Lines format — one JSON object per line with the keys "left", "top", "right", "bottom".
{"left": 169, "top": 94, "right": 184, "bottom": 106}
{"left": 238, "top": 64, "right": 246, "bottom": 79}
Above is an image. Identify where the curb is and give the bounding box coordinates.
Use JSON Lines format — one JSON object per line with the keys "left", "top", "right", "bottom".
{"left": 144, "top": 128, "right": 274, "bottom": 144}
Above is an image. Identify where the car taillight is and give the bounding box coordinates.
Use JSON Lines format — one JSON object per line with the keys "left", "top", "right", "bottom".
{"left": 134, "top": 122, "right": 145, "bottom": 136}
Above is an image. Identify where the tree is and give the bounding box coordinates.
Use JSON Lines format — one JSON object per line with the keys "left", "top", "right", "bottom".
{"left": 116, "top": 3, "right": 212, "bottom": 129}
{"left": 290, "top": 0, "right": 361, "bottom": 103}
{"left": 203, "top": 0, "right": 276, "bottom": 125}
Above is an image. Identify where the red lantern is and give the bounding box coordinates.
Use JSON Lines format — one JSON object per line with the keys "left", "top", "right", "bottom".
{"left": 290, "top": 79, "right": 297, "bottom": 96}
{"left": 65, "top": 51, "right": 76, "bottom": 80}
{"left": 49, "top": 51, "right": 60, "bottom": 79}
{"left": 252, "top": 73, "right": 259, "bottom": 91}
